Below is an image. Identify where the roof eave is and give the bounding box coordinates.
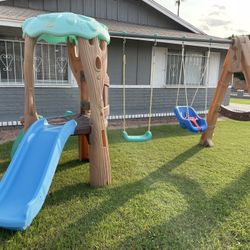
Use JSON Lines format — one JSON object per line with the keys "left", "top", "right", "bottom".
{"left": 142, "top": 0, "right": 205, "bottom": 34}
{"left": 110, "top": 35, "right": 230, "bottom": 50}
{"left": 0, "top": 18, "right": 22, "bottom": 27}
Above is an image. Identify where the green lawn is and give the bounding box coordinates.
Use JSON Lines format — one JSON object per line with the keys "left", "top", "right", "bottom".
{"left": 1, "top": 121, "right": 250, "bottom": 249}
{"left": 230, "top": 97, "right": 250, "bottom": 105}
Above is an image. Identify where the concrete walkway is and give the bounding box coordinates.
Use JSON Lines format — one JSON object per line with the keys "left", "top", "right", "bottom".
{"left": 226, "top": 103, "right": 250, "bottom": 112}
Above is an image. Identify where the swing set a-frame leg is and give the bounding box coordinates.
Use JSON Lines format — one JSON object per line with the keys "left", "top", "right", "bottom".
{"left": 200, "top": 36, "right": 250, "bottom": 147}
{"left": 200, "top": 53, "right": 232, "bottom": 146}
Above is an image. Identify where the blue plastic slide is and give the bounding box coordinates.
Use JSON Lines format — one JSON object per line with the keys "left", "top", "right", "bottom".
{"left": 0, "top": 119, "right": 76, "bottom": 230}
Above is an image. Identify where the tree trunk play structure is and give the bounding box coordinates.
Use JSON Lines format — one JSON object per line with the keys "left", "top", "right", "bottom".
{"left": 0, "top": 12, "right": 249, "bottom": 231}
{"left": 0, "top": 13, "right": 111, "bottom": 230}
{"left": 23, "top": 16, "right": 111, "bottom": 187}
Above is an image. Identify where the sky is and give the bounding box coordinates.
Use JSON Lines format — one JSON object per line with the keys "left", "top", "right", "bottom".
{"left": 155, "top": 0, "right": 250, "bottom": 38}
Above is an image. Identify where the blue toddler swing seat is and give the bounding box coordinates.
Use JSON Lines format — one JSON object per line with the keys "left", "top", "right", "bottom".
{"left": 174, "top": 106, "right": 207, "bottom": 133}
{"left": 174, "top": 41, "right": 210, "bottom": 134}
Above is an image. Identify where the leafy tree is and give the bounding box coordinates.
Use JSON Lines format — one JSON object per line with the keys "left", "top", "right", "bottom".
{"left": 234, "top": 72, "right": 245, "bottom": 80}
{"left": 227, "top": 35, "right": 250, "bottom": 80}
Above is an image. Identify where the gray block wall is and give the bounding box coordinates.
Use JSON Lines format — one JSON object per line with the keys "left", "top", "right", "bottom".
{"left": 0, "top": 38, "right": 230, "bottom": 122}
{"left": 108, "top": 39, "right": 152, "bottom": 86}
{"left": 109, "top": 88, "right": 230, "bottom": 116}
{"left": 108, "top": 38, "right": 224, "bottom": 86}
{"left": 0, "top": 87, "right": 80, "bottom": 121}
{"left": 1, "top": 0, "right": 190, "bottom": 31}
{"left": 0, "top": 86, "right": 230, "bottom": 122}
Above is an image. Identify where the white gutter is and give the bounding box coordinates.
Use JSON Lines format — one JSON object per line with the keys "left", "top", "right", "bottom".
{"left": 0, "top": 18, "right": 22, "bottom": 27}
{"left": 110, "top": 35, "right": 229, "bottom": 50}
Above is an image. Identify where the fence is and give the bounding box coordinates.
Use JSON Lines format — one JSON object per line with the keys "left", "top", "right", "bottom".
{"left": 0, "top": 39, "right": 210, "bottom": 87}
{"left": 166, "top": 53, "right": 208, "bottom": 86}
{"left": 0, "top": 39, "right": 70, "bottom": 87}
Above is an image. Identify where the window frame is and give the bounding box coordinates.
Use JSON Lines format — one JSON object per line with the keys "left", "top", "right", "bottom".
{"left": 0, "top": 39, "right": 75, "bottom": 88}
{"left": 149, "top": 45, "right": 217, "bottom": 88}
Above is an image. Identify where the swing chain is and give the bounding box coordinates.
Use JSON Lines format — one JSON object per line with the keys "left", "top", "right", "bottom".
{"left": 176, "top": 41, "right": 185, "bottom": 107}
{"left": 122, "top": 38, "right": 126, "bottom": 132}
{"left": 181, "top": 41, "right": 190, "bottom": 117}
{"left": 190, "top": 42, "right": 211, "bottom": 116}
{"left": 148, "top": 39, "right": 157, "bottom": 131}
{"left": 205, "top": 41, "right": 212, "bottom": 118}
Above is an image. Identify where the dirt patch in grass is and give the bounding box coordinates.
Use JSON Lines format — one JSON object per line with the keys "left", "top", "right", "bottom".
{"left": 108, "top": 116, "right": 178, "bottom": 129}
{"left": 0, "top": 118, "right": 174, "bottom": 144}
{"left": 0, "top": 115, "right": 227, "bottom": 144}
{"left": 0, "top": 127, "right": 21, "bottom": 145}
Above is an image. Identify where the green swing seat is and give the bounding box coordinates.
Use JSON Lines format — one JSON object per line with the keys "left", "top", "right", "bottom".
{"left": 122, "top": 131, "right": 152, "bottom": 142}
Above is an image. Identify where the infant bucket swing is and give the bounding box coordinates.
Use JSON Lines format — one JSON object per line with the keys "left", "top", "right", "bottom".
{"left": 122, "top": 39, "right": 156, "bottom": 142}
{"left": 174, "top": 41, "right": 210, "bottom": 133}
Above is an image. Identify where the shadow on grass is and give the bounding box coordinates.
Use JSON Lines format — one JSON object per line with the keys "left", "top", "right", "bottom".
{"left": 117, "top": 167, "right": 250, "bottom": 249}
{"left": 0, "top": 161, "right": 10, "bottom": 175}
{"left": 108, "top": 124, "right": 192, "bottom": 145}
{"left": 4, "top": 143, "right": 243, "bottom": 249}
{"left": 62, "top": 137, "right": 79, "bottom": 152}
{"left": 35, "top": 145, "right": 203, "bottom": 248}
{"left": 45, "top": 145, "right": 203, "bottom": 208}
{"left": 57, "top": 159, "right": 88, "bottom": 173}
{"left": 61, "top": 124, "right": 193, "bottom": 153}
{"left": 45, "top": 182, "right": 90, "bottom": 207}
{"left": 0, "top": 229, "right": 18, "bottom": 244}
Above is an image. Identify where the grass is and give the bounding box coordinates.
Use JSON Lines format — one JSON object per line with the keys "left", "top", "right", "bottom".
{"left": 230, "top": 97, "right": 250, "bottom": 105}
{"left": 1, "top": 120, "right": 250, "bottom": 249}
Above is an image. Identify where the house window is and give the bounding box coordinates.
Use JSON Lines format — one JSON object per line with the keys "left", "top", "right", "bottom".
{"left": 152, "top": 46, "right": 212, "bottom": 87}
{"left": 166, "top": 51, "right": 182, "bottom": 85}
{"left": 35, "top": 43, "right": 68, "bottom": 83}
{"left": 184, "top": 51, "right": 205, "bottom": 85}
{"left": 207, "top": 52, "right": 221, "bottom": 87}
{"left": 0, "top": 39, "right": 69, "bottom": 87}
{"left": 0, "top": 40, "right": 23, "bottom": 83}
{"left": 151, "top": 47, "right": 167, "bottom": 87}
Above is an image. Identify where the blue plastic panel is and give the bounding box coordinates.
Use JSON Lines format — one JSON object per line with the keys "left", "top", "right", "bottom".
{"left": 0, "top": 119, "right": 76, "bottom": 230}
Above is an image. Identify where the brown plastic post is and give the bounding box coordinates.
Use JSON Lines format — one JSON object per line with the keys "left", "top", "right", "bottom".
{"left": 68, "top": 42, "right": 89, "bottom": 161}
{"left": 241, "top": 37, "right": 250, "bottom": 93}
{"left": 23, "top": 36, "right": 39, "bottom": 131}
{"left": 78, "top": 37, "right": 111, "bottom": 187}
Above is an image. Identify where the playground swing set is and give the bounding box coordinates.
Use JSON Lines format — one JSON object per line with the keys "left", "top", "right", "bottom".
{"left": 122, "top": 38, "right": 209, "bottom": 141}
{"left": 0, "top": 12, "right": 249, "bottom": 231}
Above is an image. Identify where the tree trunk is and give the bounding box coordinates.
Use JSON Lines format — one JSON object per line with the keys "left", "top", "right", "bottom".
{"left": 78, "top": 38, "right": 111, "bottom": 187}
{"left": 23, "top": 36, "right": 39, "bottom": 131}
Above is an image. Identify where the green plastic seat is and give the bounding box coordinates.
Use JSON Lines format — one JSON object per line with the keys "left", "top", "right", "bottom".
{"left": 10, "top": 128, "right": 25, "bottom": 159}
{"left": 22, "top": 12, "right": 110, "bottom": 44}
{"left": 65, "top": 110, "right": 74, "bottom": 116}
{"left": 10, "top": 115, "right": 44, "bottom": 159}
{"left": 122, "top": 131, "right": 152, "bottom": 142}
